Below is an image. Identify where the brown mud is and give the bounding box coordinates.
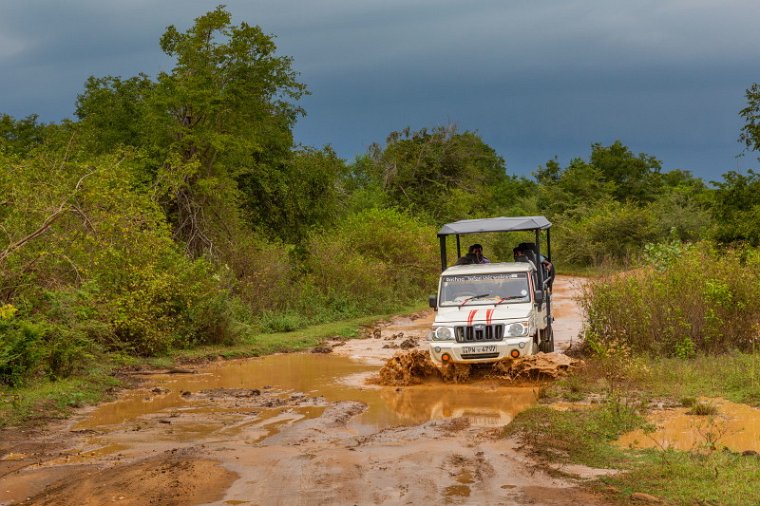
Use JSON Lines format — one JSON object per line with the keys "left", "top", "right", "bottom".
{"left": 0, "top": 276, "right": 611, "bottom": 506}
{"left": 617, "top": 397, "right": 760, "bottom": 453}
{"left": 376, "top": 350, "right": 582, "bottom": 386}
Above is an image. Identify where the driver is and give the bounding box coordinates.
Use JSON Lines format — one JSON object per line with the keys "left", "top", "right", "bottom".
{"left": 454, "top": 244, "right": 491, "bottom": 265}
{"left": 468, "top": 244, "right": 490, "bottom": 264}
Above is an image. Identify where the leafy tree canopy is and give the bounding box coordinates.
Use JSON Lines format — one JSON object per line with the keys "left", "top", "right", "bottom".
{"left": 75, "top": 6, "right": 308, "bottom": 255}
{"left": 358, "top": 125, "right": 514, "bottom": 222}
{"left": 589, "top": 140, "right": 662, "bottom": 202}
{"left": 711, "top": 169, "right": 760, "bottom": 245}
{"left": 0, "top": 114, "right": 47, "bottom": 157}
{"left": 740, "top": 82, "right": 760, "bottom": 155}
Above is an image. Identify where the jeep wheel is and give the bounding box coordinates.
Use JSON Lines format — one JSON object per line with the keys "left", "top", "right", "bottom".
{"left": 538, "top": 324, "right": 554, "bottom": 353}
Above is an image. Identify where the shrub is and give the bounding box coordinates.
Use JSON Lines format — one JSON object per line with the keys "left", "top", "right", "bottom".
{"left": 552, "top": 201, "right": 658, "bottom": 266}
{"left": 303, "top": 208, "right": 438, "bottom": 314}
{"left": 582, "top": 241, "right": 760, "bottom": 356}
{"left": 216, "top": 233, "right": 299, "bottom": 314}
{"left": 0, "top": 314, "right": 44, "bottom": 387}
{"left": 0, "top": 152, "right": 242, "bottom": 361}
{"left": 258, "top": 310, "right": 311, "bottom": 333}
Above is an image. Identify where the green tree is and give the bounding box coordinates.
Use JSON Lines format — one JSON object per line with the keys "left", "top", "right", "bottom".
{"left": 711, "top": 170, "right": 760, "bottom": 245}
{"left": 589, "top": 140, "right": 662, "bottom": 203}
{"left": 739, "top": 82, "right": 760, "bottom": 154}
{"left": 0, "top": 114, "right": 47, "bottom": 157}
{"left": 244, "top": 146, "right": 347, "bottom": 242}
{"left": 75, "top": 74, "right": 154, "bottom": 154}
{"left": 557, "top": 201, "right": 658, "bottom": 265}
{"left": 360, "top": 125, "right": 511, "bottom": 222}
{"left": 536, "top": 157, "right": 616, "bottom": 216}
{"left": 75, "top": 6, "right": 307, "bottom": 256}
{"left": 152, "top": 6, "right": 306, "bottom": 255}
{"left": 535, "top": 142, "right": 711, "bottom": 266}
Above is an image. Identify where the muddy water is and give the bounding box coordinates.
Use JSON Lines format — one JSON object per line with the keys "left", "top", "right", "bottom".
{"left": 550, "top": 276, "right": 586, "bottom": 350}
{"left": 617, "top": 398, "right": 760, "bottom": 453}
{"left": 78, "top": 353, "right": 539, "bottom": 437}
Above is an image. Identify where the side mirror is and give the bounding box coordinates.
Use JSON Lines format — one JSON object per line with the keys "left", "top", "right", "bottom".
{"left": 534, "top": 290, "right": 544, "bottom": 304}
{"left": 428, "top": 294, "right": 438, "bottom": 310}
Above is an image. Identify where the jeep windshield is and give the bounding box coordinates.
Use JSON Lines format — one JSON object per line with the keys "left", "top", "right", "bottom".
{"left": 439, "top": 273, "right": 530, "bottom": 307}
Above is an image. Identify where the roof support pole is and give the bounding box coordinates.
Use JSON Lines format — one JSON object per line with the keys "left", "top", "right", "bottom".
{"left": 535, "top": 229, "right": 543, "bottom": 287}
{"left": 439, "top": 236, "right": 448, "bottom": 272}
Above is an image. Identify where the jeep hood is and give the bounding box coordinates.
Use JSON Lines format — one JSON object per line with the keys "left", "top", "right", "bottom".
{"left": 434, "top": 303, "right": 532, "bottom": 325}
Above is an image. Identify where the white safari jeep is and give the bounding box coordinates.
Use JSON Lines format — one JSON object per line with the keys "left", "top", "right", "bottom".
{"left": 427, "top": 217, "right": 554, "bottom": 366}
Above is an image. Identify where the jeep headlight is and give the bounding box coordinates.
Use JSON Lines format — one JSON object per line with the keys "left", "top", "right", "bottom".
{"left": 433, "top": 327, "right": 455, "bottom": 341}
{"left": 506, "top": 322, "right": 529, "bottom": 337}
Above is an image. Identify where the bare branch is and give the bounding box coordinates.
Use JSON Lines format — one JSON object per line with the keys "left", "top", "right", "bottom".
{"left": 70, "top": 204, "right": 98, "bottom": 237}
{"left": 0, "top": 204, "right": 67, "bottom": 265}
{"left": 0, "top": 167, "right": 97, "bottom": 266}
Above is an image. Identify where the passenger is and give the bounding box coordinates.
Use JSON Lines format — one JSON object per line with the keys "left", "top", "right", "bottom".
{"left": 514, "top": 245, "right": 554, "bottom": 291}
{"left": 512, "top": 246, "right": 531, "bottom": 264}
{"left": 468, "top": 244, "right": 490, "bottom": 264}
{"left": 454, "top": 253, "right": 476, "bottom": 265}
{"left": 454, "top": 244, "right": 490, "bottom": 265}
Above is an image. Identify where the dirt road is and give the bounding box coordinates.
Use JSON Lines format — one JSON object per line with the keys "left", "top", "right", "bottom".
{"left": 0, "top": 276, "right": 607, "bottom": 505}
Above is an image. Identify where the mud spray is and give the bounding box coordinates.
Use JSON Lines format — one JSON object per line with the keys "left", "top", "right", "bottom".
{"left": 375, "top": 350, "right": 582, "bottom": 386}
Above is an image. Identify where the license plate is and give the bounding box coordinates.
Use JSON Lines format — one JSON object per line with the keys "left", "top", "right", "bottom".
{"left": 461, "top": 345, "right": 497, "bottom": 354}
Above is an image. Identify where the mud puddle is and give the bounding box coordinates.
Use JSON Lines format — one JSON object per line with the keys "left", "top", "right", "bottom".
{"left": 1, "top": 353, "right": 543, "bottom": 503}
{"left": 617, "top": 397, "right": 760, "bottom": 453}
{"left": 76, "top": 353, "right": 541, "bottom": 438}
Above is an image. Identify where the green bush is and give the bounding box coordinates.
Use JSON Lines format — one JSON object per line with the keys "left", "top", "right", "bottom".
{"left": 304, "top": 208, "right": 438, "bottom": 314}
{"left": 582, "top": 242, "right": 760, "bottom": 356}
{"left": 0, "top": 152, "right": 243, "bottom": 363}
{"left": 258, "top": 310, "right": 311, "bottom": 333}
{"left": 216, "top": 233, "right": 299, "bottom": 314}
{"left": 99, "top": 253, "right": 238, "bottom": 355}
{"left": 553, "top": 201, "right": 658, "bottom": 266}
{"left": 0, "top": 315, "right": 44, "bottom": 387}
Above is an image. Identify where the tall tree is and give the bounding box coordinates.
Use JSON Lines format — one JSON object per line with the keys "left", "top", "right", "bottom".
{"left": 245, "top": 146, "right": 347, "bottom": 242}
{"left": 75, "top": 75, "right": 154, "bottom": 154}
{"left": 75, "top": 6, "right": 307, "bottom": 255}
{"left": 361, "top": 125, "right": 510, "bottom": 222}
{"left": 740, "top": 83, "right": 760, "bottom": 154}
{"left": 0, "top": 114, "right": 46, "bottom": 157}
{"left": 589, "top": 140, "right": 662, "bottom": 203}
{"left": 711, "top": 170, "right": 760, "bottom": 245}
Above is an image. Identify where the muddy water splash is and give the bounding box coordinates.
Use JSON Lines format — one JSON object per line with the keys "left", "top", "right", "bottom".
{"left": 376, "top": 350, "right": 581, "bottom": 386}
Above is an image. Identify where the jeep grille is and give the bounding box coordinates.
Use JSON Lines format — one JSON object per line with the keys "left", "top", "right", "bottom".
{"left": 455, "top": 325, "right": 504, "bottom": 342}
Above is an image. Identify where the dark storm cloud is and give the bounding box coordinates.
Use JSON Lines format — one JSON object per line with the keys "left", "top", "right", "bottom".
{"left": 1, "top": 0, "right": 758, "bottom": 178}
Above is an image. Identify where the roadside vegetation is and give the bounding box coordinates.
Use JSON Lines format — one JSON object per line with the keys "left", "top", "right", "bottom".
{"left": 507, "top": 243, "right": 760, "bottom": 504}
{"left": 2, "top": 11, "right": 760, "bottom": 494}
{"left": 508, "top": 350, "right": 760, "bottom": 505}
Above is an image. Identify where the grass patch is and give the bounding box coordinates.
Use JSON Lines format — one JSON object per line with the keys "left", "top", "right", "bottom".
{"left": 0, "top": 369, "right": 120, "bottom": 428}
{"left": 505, "top": 401, "right": 643, "bottom": 469}
{"left": 629, "top": 353, "right": 760, "bottom": 407}
{"left": 513, "top": 351, "right": 760, "bottom": 505}
{"left": 544, "top": 352, "right": 760, "bottom": 408}
{"left": 556, "top": 263, "right": 623, "bottom": 278}
{"left": 687, "top": 401, "right": 718, "bottom": 416}
{"left": 169, "top": 308, "right": 420, "bottom": 361}
{"left": 602, "top": 449, "right": 760, "bottom": 506}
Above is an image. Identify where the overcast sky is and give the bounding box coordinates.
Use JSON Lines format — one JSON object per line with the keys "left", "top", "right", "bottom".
{"left": 1, "top": 0, "right": 758, "bottom": 180}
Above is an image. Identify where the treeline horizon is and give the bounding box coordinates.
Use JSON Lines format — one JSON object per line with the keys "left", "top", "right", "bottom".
{"left": 2, "top": 6, "right": 760, "bottom": 387}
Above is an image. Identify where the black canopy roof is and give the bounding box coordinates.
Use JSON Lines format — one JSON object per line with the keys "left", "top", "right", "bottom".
{"left": 437, "top": 216, "right": 551, "bottom": 237}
